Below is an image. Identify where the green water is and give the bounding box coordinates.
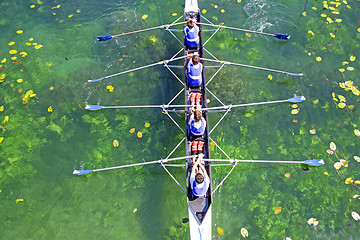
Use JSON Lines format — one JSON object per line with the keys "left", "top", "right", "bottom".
{"left": 1, "top": 0, "right": 359, "bottom": 239}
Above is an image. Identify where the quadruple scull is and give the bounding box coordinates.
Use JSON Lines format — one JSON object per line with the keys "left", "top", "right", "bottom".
{"left": 74, "top": 1, "right": 324, "bottom": 239}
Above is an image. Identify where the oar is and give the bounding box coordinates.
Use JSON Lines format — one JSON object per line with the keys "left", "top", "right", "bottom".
{"left": 205, "top": 159, "right": 325, "bottom": 166}
{"left": 202, "top": 58, "right": 303, "bottom": 77}
{"left": 85, "top": 104, "right": 192, "bottom": 111}
{"left": 88, "top": 55, "right": 187, "bottom": 83}
{"left": 73, "top": 155, "right": 197, "bottom": 175}
{"left": 203, "top": 96, "right": 306, "bottom": 111}
{"left": 198, "top": 22, "right": 291, "bottom": 40}
{"left": 97, "top": 22, "right": 186, "bottom": 41}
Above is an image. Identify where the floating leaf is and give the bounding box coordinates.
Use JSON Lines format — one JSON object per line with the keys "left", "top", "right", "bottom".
{"left": 217, "top": 227, "right": 224, "bottom": 235}
{"left": 0, "top": 58, "right": 6, "bottom": 63}
{"left": 345, "top": 178, "right": 353, "bottom": 184}
{"left": 16, "top": 30, "right": 23, "bottom": 34}
{"left": 48, "top": 106, "right": 53, "bottom": 112}
{"left": 133, "top": 208, "right": 137, "bottom": 213}
{"left": 342, "top": 61, "right": 349, "bottom": 65}
{"left": 3, "top": 116, "right": 9, "bottom": 123}
{"left": 237, "top": 0, "right": 242, "bottom": 2}
{"left": 338, "top": 102, "right": 346, "bottom": 108}
{"left": 16, "top": 199, "right": 24, "bottom": 204}
{"left": 0, "top": 74, "right": 5, "bottom": 80}
{"left": 68, "top": 14, "right": 73, "bottom": 18}
{"left": 9, "top": 50, "right": 17, "bottom": 54}
{"left": 129, "top": 128, "right": 135, "bottom": 133}
{"left": 0, "top": 106, "right": 3, "bottom": 112}
{"left": 49, "top": 86, "right": 54, "bottom": 90}
{"left": 353, "top": 194, "right": 360, "bottom": 199}
{"left": 106, "top": 85, "right": 114, "bottom": 92}
{"left": 324, "top": 172, "right": 329, "bottom": 175}
{"left": 313, "top": 221, "right": 319, "bottom": 227}
{"left": 354, "top": 156, "right": 360, "bottom": 162}
{"left": 142, "top": 14, "right": 148, "bottom": 19}
{"left": 144, "top": 122, "right": 150, "bottom": 128}
{"left": 275, "top": 206, "right": 282, "bottom": 214}
{"left": 35, "top": 45, "right": 43, "bottom": 49}
{"left": 334, "top": 162, "right": 341, "bottom": 170}
{"left": 352, "top": 211, "right": 360, "bottom": 221}
{"left": 326, "top": 17, "right": 333, "bottom": 23}
{"left": 316, "top": 56, "right": 322, "bottom": 62}
{"left": 350, "top": 56, "right": 356, "bottom": 61}
{"left": 221, "top": 9, "right": 225, "bottom": 13}
{"left": 171, "top": 13, "right": 177, "bottom": 16}
{"left": 340, "top": 159, "right": 349, "bottom": 167}
{"left": 310, "top": 129, "right": 316, "bottom": 134}
{"left": 241, "top": 228, "right": 248, "bottom": 238}
{"left": 30, "top": 4, "right": 35, "bottom": 8}
{"left": 19, "top": 52, "right": 28, "bottom": 57}
{"left": 327, "top": 149, "right": 334, "bottom": 155}
{"left": 291, "top": 104, "right": 298, "bottom": 108}
{"left": 330, "top": 142, "right": 336, "bottom": 151}
{"left": 268, "top": 75, "right": 273, "bottom": 80}
{"left": 113, "top": 139, "right": 119, "bottom": 147}
{"left": 17, "top": 79, "right": 23, "bottom": 83}
{"left": 202, "top": 9, "right": 207, "bottom": 14}
{"left": 8, "top": 42, "right": 15, "bottom": 46}
{"left": 338, "top": 95, "right": 346, "bottom": 102}
{"left": 291, "top": 109, "right": 299, "bottom": 115}
{"left": 302, "top": 11, "right": 307, "bottom": 16}
{"left": 321, "top": 14, "right": 327, "bottom": 17}
{"left": 312, "top": 6, "right": 317, "bottom": 10}
{"left": 330, "top": 32, "right": 335, "bottom": 38}
{"left": 335, "top": 18, "right": 342, "bottom": 22}
{"left": 77, "top": 9, "right": 81, "bottom": 13}
{"left": 347, "top": 67, "right": 354, "bottom": 71}
{"left": 246, "top": 33, "right": 251, "bottom": 37}
{"left": 0, "top": 137, "right": 3, "bottom": 143}
{"left": 307, "top": 218, "right": 316, "bottom": 225}
{"left": 214, "top": 5, "right": 218, "bottom": 8}
{"left": 137, "top": 131, "right": 143, "bottom": 138}
{"left": 207, "top": 99, "right": 210, "bottom": 103}
{"left": 11, "top": 57, "right": 17, "bottom": 60}
{"left": 285, "top": 173, "right": 291, "bottom": 178}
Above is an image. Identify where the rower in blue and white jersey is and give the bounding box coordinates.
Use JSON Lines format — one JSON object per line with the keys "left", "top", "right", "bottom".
{"left": 188, "top": 105, "right": 206, "bottom": 137}
{"left": 187, "top": 54, "right": 203, "bottom": 87}
{"left": 190, "top": 153, "right": 210, "bottom": 197}
{"left": 184, "top": 19, "right": 200, "bottom": 48}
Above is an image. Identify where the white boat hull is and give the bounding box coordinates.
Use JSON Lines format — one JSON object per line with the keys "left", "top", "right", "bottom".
{"left": 188, "top": 205, "right": 212, "bottom": 240}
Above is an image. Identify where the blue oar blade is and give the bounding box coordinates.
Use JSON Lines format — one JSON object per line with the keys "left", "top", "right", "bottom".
{"left": 85, "top": 105, "right": 104, "bottom": 111}
{"left": 88, "top": 77, "right": 105, "bottom": 83}
{"left": 287, "top": 96, "right": 306, "bottom": 103}
{"left": 273, "top": 34, "right": 291, "bottom": 40}
{"left": 96, "top": 36, "right": 113, "bottom": 41}
{"left": 303, "top": 159, "right": 325, "bottom": 166}
{"left": 72, "top": 170, "right": 94, "bottom": 175}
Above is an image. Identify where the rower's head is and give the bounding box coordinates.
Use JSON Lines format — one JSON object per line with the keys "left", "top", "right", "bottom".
{"left": 195, "top": 173, "right": 204, "bottom": 184}
{"left": 187, "top": 19, "right": 195, "bottom": 29}
{"left": 194, "top": 109, "right": 202, "bottom": 121}
{"left": 192, "top": 55, "right": 200, "bottom": 65}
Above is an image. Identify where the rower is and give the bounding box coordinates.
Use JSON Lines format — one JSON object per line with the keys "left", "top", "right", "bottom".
{"left": 187, "top": 53, "right": 203, "bottom": 87}
{"left": 188, "top": 105, "right": 206, "bottom": 137}
{"left": 184, "top": 19, "right": 200, "bottom": 48}
{"left": 190, "top": 153, "right": 210, "bottom": 197}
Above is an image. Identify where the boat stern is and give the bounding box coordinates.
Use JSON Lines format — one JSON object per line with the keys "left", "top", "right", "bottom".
{"left": 188, "top": 205, "right": 212, "bottom": 240}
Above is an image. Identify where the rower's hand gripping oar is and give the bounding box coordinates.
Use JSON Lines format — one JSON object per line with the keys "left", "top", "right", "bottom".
{"left": 202, "top": 58, "right": 303, "bottom": 77}
{"left": 205, "top": 159, "right": 325, "bottom": 167}
{"left": 73, "top": 155, "right": 197, "bottom": 175}
{"left": 198, "top": 22, "right": 291, "bottom": 40}
{"left": 96, "top": 22, "right": 186, "bottom": 41}
{"left": 203, "top": 96, "right": 306, "bottom": 111}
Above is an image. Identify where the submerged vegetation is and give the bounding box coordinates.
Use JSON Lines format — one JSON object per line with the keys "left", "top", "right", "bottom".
{"left": 0, "top": 0, "right": 359, "bottom": 239}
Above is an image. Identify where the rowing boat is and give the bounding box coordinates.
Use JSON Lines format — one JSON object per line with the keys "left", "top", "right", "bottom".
{"left": 183, "top": 1, "right": 212, "bottom": 239}
{"left": 75, "top": 1, "right": 325, "bottom": 239}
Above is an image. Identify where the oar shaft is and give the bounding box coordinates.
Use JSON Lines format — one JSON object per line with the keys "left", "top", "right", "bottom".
{"left": 93, "top": 155, "right": 197, "bottom": 173}
{"left": 112, "top": 22, "right": 186, "bottom": 37}
{"left": 103, "top": 104, "right": 192, "bottom": 109}
{"left": 202, "top": 58, "right": 302, "bottom": 76}
{"left": 203, "top": 99, "right": 288, "bottom": 111}
{"left": 205, "top": 159, "right": 305, "bottom": 164}
{"left": 88, "top": 55, "right": 187, "bottom": 82}
{"left": 199, "top": 22, "right": 274, "bottom": 36}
